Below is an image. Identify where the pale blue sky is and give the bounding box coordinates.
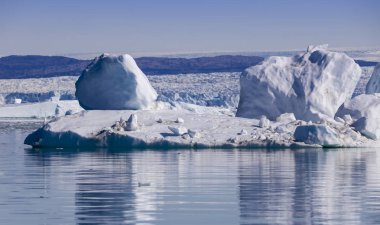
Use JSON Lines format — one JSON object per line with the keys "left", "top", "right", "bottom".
{"left": 0, "top": 0, "right": 379, "bottom": 56}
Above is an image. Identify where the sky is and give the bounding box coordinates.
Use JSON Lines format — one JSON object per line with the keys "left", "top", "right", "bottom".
{"left": 0, "top": 0, "right": 379, "bottom": 57}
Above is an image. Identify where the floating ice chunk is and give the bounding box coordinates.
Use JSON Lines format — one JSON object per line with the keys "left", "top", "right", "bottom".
{"left": 366, "top": 63, "right": 380, "bottom": 94}
{"left": 126, "top": 114, "right": 138, "bottom": 131}
{"left": 168, "top": 126, "right": 188, "bottom": 136}
{"left": 259, "top": 116, "right": 270, "bottom": 128}
{"left": 75, "top": 54, "right": 157, "bottom": 110}
{"left": 294, "top": 125, "right": 340, "bottom": 146}
{"left": 236, "top": 45, "right": 361, "bottom": 121}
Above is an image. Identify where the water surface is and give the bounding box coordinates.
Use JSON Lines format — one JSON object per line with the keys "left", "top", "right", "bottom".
{"left": 1, "top": 124, "right": 380, "bottom": 224}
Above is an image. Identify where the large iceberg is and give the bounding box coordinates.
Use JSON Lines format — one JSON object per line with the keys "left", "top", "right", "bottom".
{"left": 336, "top": 93, "right": 380, "bottom": 140}
{"left": 366, "top": 63, "right": 380, "bottom": 94}
{"left": 75, "top": 54, "right": 157, "bottom": 110}
{"left": 236, "top": 45, "right": 362, "bottom": 121}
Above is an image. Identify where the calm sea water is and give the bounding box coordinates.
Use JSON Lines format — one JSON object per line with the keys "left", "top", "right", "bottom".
{"left": 1, "top": 122, "right": 380, "bottom": 225}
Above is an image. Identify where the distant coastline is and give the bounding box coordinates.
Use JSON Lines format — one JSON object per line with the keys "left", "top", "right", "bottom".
{"left": 0, "top": 52, "right": 378, "bottom": 79}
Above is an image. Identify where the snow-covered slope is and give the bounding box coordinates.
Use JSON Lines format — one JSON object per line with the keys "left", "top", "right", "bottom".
{"left": 366, "top": 63, "right": 380, "bottom": 94}
{"left": 236, "top": 45, "right": 362, "bottom": 121}
{"left": 75, "top": 54, "right": 157, "bottom": 110}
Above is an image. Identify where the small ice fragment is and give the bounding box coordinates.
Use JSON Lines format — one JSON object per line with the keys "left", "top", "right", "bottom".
{"left": 126, "top": 114, "right": 138, "bottom": 131}
{"left": 188, "top": 129, "right": 201, "bottom": 138}
{"left": 176, "top": 117, "right": 185, "bottom": 123}
{"left": 259, "top": 116, "right": 270, "bottom": 128}
{"left": 276, "top": 113, "right": 296, "bottom": 123}
{"left": 168, "top": 126, "right": 188, "bottom": 136}
{"left": 335, "top": 117, "right": 345, "bottom": 124}
{"left": 238, "top": 129, "right": 248, "bottom": 135}
{"left": 343, "top": 114, "right": 353, "bottom": 125}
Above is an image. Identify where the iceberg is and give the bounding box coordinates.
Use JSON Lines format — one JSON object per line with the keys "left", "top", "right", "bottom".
{"left": 236, "top": 45, "right": 361, "bottom": 121}
{"left": 23, "top": 48, "right": 379, "bottom": 149}
{"left": 75, "top": 54, "right": 157, "bottom": 110}
{"left": 366, "top": 63, "right": 380, "bottom": 94}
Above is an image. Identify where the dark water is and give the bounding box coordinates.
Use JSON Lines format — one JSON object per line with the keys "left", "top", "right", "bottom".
{"left": 1, "top": 124, "right": 380, "bottom": 224}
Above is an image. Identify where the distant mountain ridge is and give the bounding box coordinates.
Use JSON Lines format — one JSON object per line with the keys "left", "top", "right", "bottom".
{"left": 0, "top": 55, "right": 377, "bottom": 79}
{"left": 0, "top": 55, "right": 263, "bottom": 79}
{"left": 0, "top": 55, "right": 90, "bottom": 79}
